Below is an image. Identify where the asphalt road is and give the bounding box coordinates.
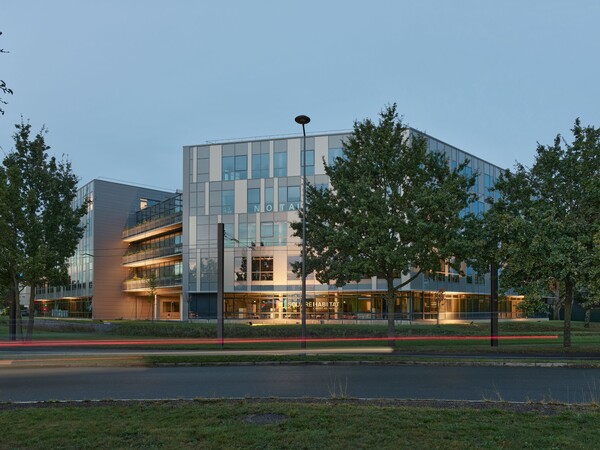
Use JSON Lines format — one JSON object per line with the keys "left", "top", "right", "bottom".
{"left": 2, "top": 365, "right": 600, "bottom": 403}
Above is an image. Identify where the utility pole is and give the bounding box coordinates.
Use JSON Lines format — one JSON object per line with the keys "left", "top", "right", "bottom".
{"left": 217, "top": 223, "right": 224, "bottom": 347}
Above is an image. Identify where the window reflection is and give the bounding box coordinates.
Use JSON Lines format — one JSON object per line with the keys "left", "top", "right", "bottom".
{"left": 252, "top": 256, "right": 273, "bottom": 281}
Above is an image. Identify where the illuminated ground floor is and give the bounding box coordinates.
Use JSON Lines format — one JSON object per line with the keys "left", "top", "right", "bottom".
{"left": 35, "top": 297, "right": 93, "bottom": 319}
{"left": 188, "top": 290, "right": 529, "bottom": 322}
{"left": 34, "top": 290, "right": 183, "bottom": 320}
{"left": 33, "top": 290, "right": 530, "bottom": 322}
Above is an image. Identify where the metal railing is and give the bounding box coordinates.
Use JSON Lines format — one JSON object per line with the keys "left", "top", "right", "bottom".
{"left": 122, "top": 244, "right": 182, "bottom": 265}
{"left": 122, "top": 212, "right": 182, "bottom": 239}
{"left": 188, "top": 311, "right": 544, "bottom": 321}
{"left": 122, "top": 276, "right": 182, "bottom": 291}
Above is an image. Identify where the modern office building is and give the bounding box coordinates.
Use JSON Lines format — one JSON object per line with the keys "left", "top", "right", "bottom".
{"left": 35, "top": 179, "right": 182, "bottom": 320}
{"left": 182, "top": 130, "right": 522, "bottom": 322}
{"left": 121, "top": 191, "right": 183, "bottom": 320}
{"left": 35, "top": 128, "right": 523, "bottom": 322}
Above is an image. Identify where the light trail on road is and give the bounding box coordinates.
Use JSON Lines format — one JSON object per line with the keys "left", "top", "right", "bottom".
{"left": 0, "top": 334, "right": 559, "bottom": 348}
{"left": 0, "top": 347, "right": 397, "bottom": 366}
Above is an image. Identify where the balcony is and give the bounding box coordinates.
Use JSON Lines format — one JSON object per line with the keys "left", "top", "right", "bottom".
{"left": 122, "top": 212, "right": 182, "bottom": 242}
{"left": 122, "top": 276, "right": 182, "bottom": 292}
{"left": 122, "top": 244, "right": 183, "bottom": 267}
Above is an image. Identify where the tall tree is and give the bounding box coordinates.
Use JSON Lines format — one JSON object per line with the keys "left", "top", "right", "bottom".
{"left": 487, "top": 120, "right": 600, "bottom": 347}
{"left": 291, "top": 104, "right": 474, "bottom": 343}
{"left": 0, "top": 31, "right": 13, "bottom": 115}
{"left": 580, "top": 230, "right": 600, "bottom": 327}
{"left": 0, "top": 121, "right": 87, "bottom": 340}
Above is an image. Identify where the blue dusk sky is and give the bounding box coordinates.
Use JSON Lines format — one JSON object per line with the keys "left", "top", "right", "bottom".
{"left": 1, "top": 0, "right": 599, "bottom": 192}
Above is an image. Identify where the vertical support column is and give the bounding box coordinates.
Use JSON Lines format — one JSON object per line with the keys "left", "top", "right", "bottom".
{"left": 490, "top": 262, "right": 499, "bottom": 347}
{"left": 154, "top": 294, "right": 160, "bottom": 321}
{"left": 217, "top": 223, "right": 225, "bottom": 346}
{"left": 179, "top": 293, "right": 184, "bottom": 321}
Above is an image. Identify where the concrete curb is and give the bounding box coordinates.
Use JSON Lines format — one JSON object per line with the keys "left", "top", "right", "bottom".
{"left": 149, "top": 360, "right": 595, "bottom": 369}
{"left": 2, "top": 357, "right": 598, "bottom": 369}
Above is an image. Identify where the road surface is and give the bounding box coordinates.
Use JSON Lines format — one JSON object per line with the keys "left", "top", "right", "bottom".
{"left": 1, "top": 364, "right": 599, "bottom": 403}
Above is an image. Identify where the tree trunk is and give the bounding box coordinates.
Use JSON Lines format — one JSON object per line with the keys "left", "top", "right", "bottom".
{"left": 16, "top": 308, "right": 23, "bottom": 340}
{"left": 563, "top": 279, "right": 573, "bottom": 348}
{"left": 26, "top": 285, "right": 36, "bottom": 340}
{"left": 553, "top": 284, "right": 561, "bottom": 321}
{"left": 386, "top": 279, "right": 396, "bottom": 348}
{"left": 584, "top": 308, "right": 591, "bottom": 328}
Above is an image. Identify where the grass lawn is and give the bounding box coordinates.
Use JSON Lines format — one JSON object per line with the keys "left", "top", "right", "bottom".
{"left": 2, "top": 400, "right": 599, "bottom": 449}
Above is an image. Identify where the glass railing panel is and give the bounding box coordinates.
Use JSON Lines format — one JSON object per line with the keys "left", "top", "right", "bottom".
{"left": 122, "top": 244, "right": 183, "bottom": 264}
{"left": 122, "top": 276, "right": 182, "bottom": 291}
{"left": 122, "top": 212, "right": 182, "bottom": 239}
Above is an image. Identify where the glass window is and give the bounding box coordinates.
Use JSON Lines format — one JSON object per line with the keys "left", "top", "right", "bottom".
{"left": 301, "top": 149, "right": 315, "bottom": 175}
{"left": 222, "top": 155, "right": 247, "bottom": 180}
{"left": 234, "top": 256, "right": 247, "bottom": 281}
{"left": 252, "top": 256, "right": 274, "bottom": 281}
{"left": 288, "top": 185, "right": 300, "bottom": 203}
{"left": 275, "top": 221, "right": 287, "bottom": 246}
{"left": 162, "top": 301, "right": 180, "bottom": 313}
{"left": 239, "top": 222, "right": 256, "bottom": 247}
{"left": 222, "top": 156, "right": 234, "bottom": 180}
{"left": 235, "top": 155, "right": 247, "bottom": 179}
{"left": 260, "top": 221, "right": 273, "bottom": 246}
{"left": 259, "top": 221, "right": 287, "bottom": 246}
{"left": 264, "top": 187, "right": 274, "bottom": 212}
{"left": 288, "top": 255, "right": 300, "bottom": 280}
{"left": 278, "top": 185, "right": 301, "bottom": 212}
{"left": 465, "top": 266, "right": 473, "bottom": 284}
{"left": 327, "top": 148, "right": 344, "bottom": 166}
{"left": 224, "top": 223, "right": 235, "bottom": 248}
{"left": 248, "top": 188, "right": 260, "bottom": 213}
{"left": 274, "top": 151, "right": 287, "bottom": 177}
{"left": 221, "top": 190, "right": 234, "bottom": 214}
{"left": 252, "top": 153, "right": 269, "bottom": 179}
{"left": 278, "top": 186, "right": 286, "bottom": 205}
{"left": 484, "top": 174, "right": 494, "bottom": 197}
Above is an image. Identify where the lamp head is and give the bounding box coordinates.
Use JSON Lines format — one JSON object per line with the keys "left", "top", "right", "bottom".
{"left": 294, "top": 115, "right": 311, "bottom": 125}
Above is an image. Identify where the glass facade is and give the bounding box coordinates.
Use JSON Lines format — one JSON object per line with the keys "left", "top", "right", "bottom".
{"left": 183, "top": 131, "right": 526, "bottom": 322}
{"left": 35, "top": 182, "right": 94, "bottom": 317}
{"left": 222, "top": 155, "right": 247, "bottom": 180}
{"left": 328, "top": 147, "right": 344, "bottom": 166}
{"left": 37, "top": 182, "right": 182, "bottom": 320}
{"left": 252, "top": 153, "right": 269, "bottom": 179}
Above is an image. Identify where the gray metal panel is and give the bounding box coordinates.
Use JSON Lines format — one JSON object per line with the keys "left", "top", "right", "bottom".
{"left": 91, "top": 180, "right": 175, "bottom": 319}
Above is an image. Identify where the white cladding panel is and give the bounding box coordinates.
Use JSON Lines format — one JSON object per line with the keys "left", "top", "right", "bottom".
{"left": 235, "top": 180, "right": 247, "bottom": 214}
{"left": 209, "top": 145, "right": 221, "bottom": 181}
{"left": 315, "top": 136, "right": 328, "bottom": 175}
{"left": 287, "top": 138, "right": 301, "bottom": 177}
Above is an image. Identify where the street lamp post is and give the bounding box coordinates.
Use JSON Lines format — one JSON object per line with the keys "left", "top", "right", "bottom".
{"left": 217, "top": 223, "right": 225, "bottom": 347}
{"left": 295, "top": 114, "right": 310, "bottom": 349}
